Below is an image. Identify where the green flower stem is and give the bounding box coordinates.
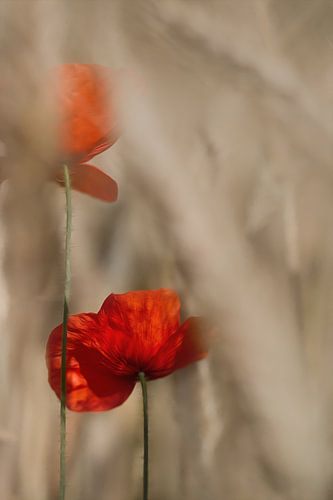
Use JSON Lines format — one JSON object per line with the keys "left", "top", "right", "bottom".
{"left": 60, "top": 164, "right": 72, "bottom": 500}
{"left": 138, "top": 372, "right": 149, "bottom": 500}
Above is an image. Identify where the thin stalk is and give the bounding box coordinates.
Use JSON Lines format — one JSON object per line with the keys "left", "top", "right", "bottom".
{"left": 60, "top": 164, "right": 72, "bottom": 500}
{"left": 138, "top": 372, "right": 149, "bottom": 500}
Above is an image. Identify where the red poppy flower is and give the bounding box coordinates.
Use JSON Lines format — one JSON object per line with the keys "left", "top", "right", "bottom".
{"left": 54, "top": 63, "right": 119, "bottom": 202}
{"left": 46, "top": 289, "right": 208, "bottom": 412}
{"left": 0, "top": 64, "right": 119, "bottom": 202}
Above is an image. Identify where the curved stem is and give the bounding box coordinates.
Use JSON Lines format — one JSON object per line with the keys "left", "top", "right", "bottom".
{"left": 138, "top": 372, "right": 149, "bottom": 500}
{"left": 60, "top": 164, "right": 72, "bottom": 500}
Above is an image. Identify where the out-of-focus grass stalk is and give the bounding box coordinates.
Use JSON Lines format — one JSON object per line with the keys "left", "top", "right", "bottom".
{"left": 60, "top": 164, "right": 72, "bottom": 500}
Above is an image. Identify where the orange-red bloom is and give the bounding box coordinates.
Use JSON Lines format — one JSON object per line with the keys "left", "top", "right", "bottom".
{"left": 0, "top": 64, "right": 118, "bottom": 201}
{"left": 46, "top": 289, "right": 208, "bottom": 412}
{"left": 55, "top": 63, "right": 119, "bottom": 202}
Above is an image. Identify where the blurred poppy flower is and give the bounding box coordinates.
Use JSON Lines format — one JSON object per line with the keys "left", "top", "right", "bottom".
{"left": 46, "top": 289, "right": 208, "bottom": 412}
{"left": 0, "top": 64, "right": 119, "bottom": 201}
{"left": 54, "top": 63, "right": 119, "bottom": 202}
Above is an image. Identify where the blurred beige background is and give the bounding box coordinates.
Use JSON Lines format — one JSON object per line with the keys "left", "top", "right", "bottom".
{"left": 1, "top": 1, "right": 333, "bottom": 499}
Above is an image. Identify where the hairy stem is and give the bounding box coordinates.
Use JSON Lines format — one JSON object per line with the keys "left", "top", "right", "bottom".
{"left": 60, "top": 164, "right": 72, "bottom": 500}
{"left": 139, "top": 372, "right": 149, "bottom": 500}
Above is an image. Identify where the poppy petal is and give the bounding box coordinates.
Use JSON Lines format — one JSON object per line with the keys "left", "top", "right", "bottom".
{"left": 46, "top": 314, "right": 135, "bottom": 412}
{"left": 145, "top": 317, "right": 207, "bottom": 378}
{"left": 173, "top": 317, "right": 208, "bottom": 371}
{"left": 55, "top": 163, "right": 118, "bottom": 202}
{"left": 144, "top": 330, "right": 183, "bottom": 379}
{"left": 80, "top": 134, "right": 118, "bottom": 163}
{"left": 58, "top": 64, "right": 117, "bottom": 159}
{"left": 98, "top": 289, "right": 181, "bottom": 370}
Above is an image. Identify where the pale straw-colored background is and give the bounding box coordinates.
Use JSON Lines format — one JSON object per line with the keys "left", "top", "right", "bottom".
{"left": 1, "top": 1, "right": 333, "bottom": 499}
